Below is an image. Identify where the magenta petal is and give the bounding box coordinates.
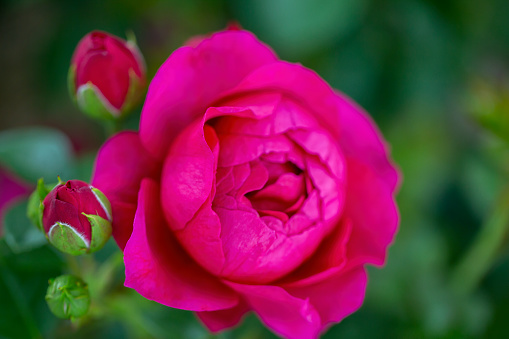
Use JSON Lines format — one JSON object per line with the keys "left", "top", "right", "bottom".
{"left": 124, "top": 178, "right": 239, "bottom": 311}
{"left": 91, "top": 131, "right": 159, "bottom": 248}
{"left": 225, "top": 282, "right": 321, "bottom": 339}
{"left": 139, "top": 30, "right": 278, "bottom": 159}
{"left": 343, "top": 157, "right": 399, "bottom": 267}
{"left": 279, "top": 219, "right": 352, "bottom": 286}
{"left": 92, "top": 131, "right": 159, "bottom": 203}
{"left": 161, "top": 122, "right": 217, "bottom": 231}
{"left": 109, "top": 201, "right": 136, "bottom": 250}
{"left": 335, "top": 92, "right": 400, "bottom": 191}
{"left": 223, "top": 61, "right": 341, "bottom": 140}
{"left": 196, "top": 300, "right": 249, "bottom": 333}
{"left": 284, "top": 267, "right": 367, "bottom": 328}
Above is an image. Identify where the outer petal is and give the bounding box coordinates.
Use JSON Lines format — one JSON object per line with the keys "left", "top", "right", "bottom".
{"left": 225, "top": 282, "right": 322, "bottom": 339}
{"left": 335, "top": 93, "right": 400, "bottom": 191}
{"left": 124, "top": 178, "right": 239, "bottom": 311}
{"left": 220, "top": 61, "right": 341, "bottom": 141}
{"left": 342, "top": 157, "right": 399, "bottom": 268}
{"left": 196, "top": 300, "right": 249, "bottom": 333}
{"left": 91, "top": 131, "right": 160, "bottom": 249}
{"left": 161, "top": 121, "right": 217, "bottom": 231}
{"left": 284, "top": 267, "right": 367, "bottom": 328}
{"left": 278, "top": 219, "right": 352, "bottom": 286}
{"left": 139, "top": 30, "right": 278, "bottom": 159}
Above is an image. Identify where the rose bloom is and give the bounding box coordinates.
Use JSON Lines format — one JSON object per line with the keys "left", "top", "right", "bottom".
{"left": 92, "top": 29, "right": 399, "bottom": 339}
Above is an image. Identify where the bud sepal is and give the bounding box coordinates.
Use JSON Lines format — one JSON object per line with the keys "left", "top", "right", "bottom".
{"left": 27, "top": 178, "right": 58, "bottom": 232}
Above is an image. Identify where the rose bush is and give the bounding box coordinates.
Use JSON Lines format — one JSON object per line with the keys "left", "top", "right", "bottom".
{"left": 92, "top": 29, "right": 399, "bottom": 339}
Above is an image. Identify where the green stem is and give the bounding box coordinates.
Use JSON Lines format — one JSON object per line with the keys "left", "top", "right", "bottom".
{"left": 65, "top": 254, "right": 82, "bottom": 277}
{"left": 104, "top": 119, "right": 122, "bottom": 137}
{"left": 450, "top": 185, "right": 509, "bottom": 296}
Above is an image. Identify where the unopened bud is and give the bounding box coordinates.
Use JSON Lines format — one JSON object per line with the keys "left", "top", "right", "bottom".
{"left": 68, "top": 30, "right": 146, "bottom": 121}
{"left": 42, "top": 179, "right": 112, "bottom": 255}
{"left": 46, "top": 275, "right": 90, "bottom": 319}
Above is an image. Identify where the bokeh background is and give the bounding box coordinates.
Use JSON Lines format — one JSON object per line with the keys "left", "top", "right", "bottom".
{"left": 2, "top": 0, "right": 509, "bottom": 338}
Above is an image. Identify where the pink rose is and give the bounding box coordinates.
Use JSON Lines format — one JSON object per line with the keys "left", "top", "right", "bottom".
{"left": 92, "top": 29, "right": 399, "bottom": 338}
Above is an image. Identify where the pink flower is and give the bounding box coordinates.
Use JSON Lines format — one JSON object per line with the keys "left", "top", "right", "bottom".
{"left": 69, "top": 31, "right": 146, "bottom": 119}
{"left": 92, "top": 29, "right": 399, "bottom": 339}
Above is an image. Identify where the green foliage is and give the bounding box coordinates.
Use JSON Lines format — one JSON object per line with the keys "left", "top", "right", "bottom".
{"left": 0, "top": 127, "right": 74, "bottom": 183}
{"left": 4, "top": 200, "right": 47, "bottom": 254}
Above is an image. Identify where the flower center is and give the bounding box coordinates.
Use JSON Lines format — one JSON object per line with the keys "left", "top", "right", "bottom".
{"left": 245, "top": 159, "right": 307, "bottom": 222}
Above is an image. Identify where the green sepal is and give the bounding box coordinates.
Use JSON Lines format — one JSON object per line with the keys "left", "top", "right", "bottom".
{"left": 47, "top": 222, "right": 89, "bottom": 256}
{"left": 91, "top": 187, "right": 112, "bottom": 220}
{"left": 120, "top": 68, "right": 145, "bottom": 117}
{"left": 76, "top": 82, "right": 119, "bottom": 121}
{"left": 67, "top": 64, "right": 77, "bottom": 103}
{"left": 46, "top": 275, "right": 90, "bottom": 319}
{"left": 26, "top": 178, "right": 58, "bottom": 232}
{"left": 82, "top": 213, "right": 112, "bottom": 253}
{"left": 26, "top": 191, "right": 44, "bottom": 232}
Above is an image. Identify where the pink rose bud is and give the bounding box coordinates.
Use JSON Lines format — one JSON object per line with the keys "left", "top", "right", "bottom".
{"left": 68, "top": 30, "right": 146, "bottom": 121}
{"left": 42, "top": 180, "right": 112, "bottom": 255}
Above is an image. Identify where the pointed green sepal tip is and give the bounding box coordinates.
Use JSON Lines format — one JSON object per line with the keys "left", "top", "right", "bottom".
{"left": 91, "top": 187, "right": 112, "bottom": 221}
{"left": 46, "top": 275, "right": 90, "bottom": 319}
{"left": 27, "top": 178, "right": 58, "bottom": 232}
{"left": 82, "top": 213, "right": 112, "bottom": 253}
{"left": 47, "top": 222, "right": 89, "bottom": 256}
{"left": 76, "top": 83, "right": 120, "bottom": 121}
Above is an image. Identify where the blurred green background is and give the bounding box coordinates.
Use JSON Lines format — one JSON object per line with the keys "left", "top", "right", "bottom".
{"left": 2, "top": 0, "right": 509, "bottom": 338}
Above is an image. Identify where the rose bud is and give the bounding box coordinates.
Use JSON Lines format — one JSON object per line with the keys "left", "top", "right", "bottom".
{"left": 46, "top": 275, "right": 90, "bottom": 319}
{"left": 42, "top": 179, "right": 112, "bottom": 255}
{"left": 68, "top": 30, "right": 146, "bottom": 121}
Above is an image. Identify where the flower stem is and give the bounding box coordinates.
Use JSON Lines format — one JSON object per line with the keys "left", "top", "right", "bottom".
{"left": 450, "top": 185, "right": 509, "bottom": 296}
{"left": 104, "top": 119, "right": 122, "bottom": 137}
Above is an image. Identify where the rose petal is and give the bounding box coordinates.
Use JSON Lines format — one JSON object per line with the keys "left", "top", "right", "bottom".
{"left": 343, "top": 157, "right": 399, "bottom": 267}
{"left": 91, "top": 131, "right": 159, "bottom": 249}
{"left": 335, "top": 93, "right": 400, "bottom": 191}
{"left": 217, "top": 133, "right": 295, "bottom": 168}
{"left": 109, "top": 201, "right": 136, "bottom": 250}
{"left": 196, "top": 300, "right": 249, "bottom": 333}
{"left": 215, "top": 206, "right": 323, "bottom": 283}
{"left": 277, "top": 219, "right": 352, "bottom": 286}
{"left": 124, "top": 178, "right": 239, "bottom": 311}
{"left": 161, "top": 121, "right": 218, "bottom": 231}
{"left": 225, "top": 281, "right": 322, "bottom": 339}
{"left": 139, "top": 30, "right": 278, "bottom": 159}
{"left": 174, "top": 200, "right": 225, "bottom": 276}
{"left": 284, "top": 267, "right": 367, "bottom": 328}
{"left": 222, "top": 61, "right": 341, "bottom": 140}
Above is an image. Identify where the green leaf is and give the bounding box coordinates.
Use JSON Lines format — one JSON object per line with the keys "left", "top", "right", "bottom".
{"left": 0, "top": 127, "right": 74, "bottom": 183}
{"left": 3, "top": 200, "right": 47, "bottom": 254}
